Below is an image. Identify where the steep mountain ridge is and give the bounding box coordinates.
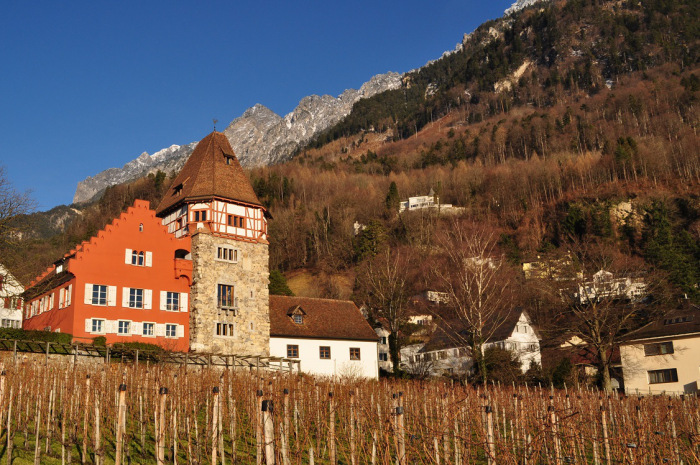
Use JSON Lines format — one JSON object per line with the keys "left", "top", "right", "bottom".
{"left": 72, "top": 72, "right": 401, "bottom": 204}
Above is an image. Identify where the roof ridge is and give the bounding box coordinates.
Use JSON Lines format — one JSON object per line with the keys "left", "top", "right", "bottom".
{"left": 271, "top": 295, "right": 357, "bottom": 305}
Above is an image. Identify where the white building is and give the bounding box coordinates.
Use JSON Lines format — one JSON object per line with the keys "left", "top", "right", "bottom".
{"left": 269, "top": 296, "right": 379, "bottom": 379}
{"left": 404, "top": 309, "right": 541, "bottom": 377}
{"left": 398, "top": 189, "right": 456, "bottom": 213}
{"left": 374, "top": 326, "right": 392, "bottom": 372}
{"left": 620, "top": 305, "right": 699, "bottom": 395}
{"left": 576, "top": 270, "right": 646, "bottom": 304}
{"left": 0, "top": 264, "right": 23, "bottom": 329}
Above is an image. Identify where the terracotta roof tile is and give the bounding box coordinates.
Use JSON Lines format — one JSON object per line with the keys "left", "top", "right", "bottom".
{"left": 156, "top": 132, "right": 263, "bottom": 215}
{"left": 269, "top": 295, "right": 378, "bottom": 341}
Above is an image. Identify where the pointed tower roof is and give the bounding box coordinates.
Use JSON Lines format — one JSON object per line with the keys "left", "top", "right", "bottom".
{"left": 156, "top": 132, "right": 263, "bottom": 216}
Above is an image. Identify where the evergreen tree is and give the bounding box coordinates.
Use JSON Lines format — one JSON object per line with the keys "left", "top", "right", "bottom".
{"left": 385, "top": 182, "right": 400, "bottom": 212}
{"left": 269, "top": 270, "right": 294, "bottom": 296}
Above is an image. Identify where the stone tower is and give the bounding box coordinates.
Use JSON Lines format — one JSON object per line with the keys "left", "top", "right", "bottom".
{"left": 156, "top": 132, "right": 270, "bottom": 355}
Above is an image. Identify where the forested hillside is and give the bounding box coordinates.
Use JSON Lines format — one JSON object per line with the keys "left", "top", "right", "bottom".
{"left": 5, "top": 0, "right": 698, "bottom": 306}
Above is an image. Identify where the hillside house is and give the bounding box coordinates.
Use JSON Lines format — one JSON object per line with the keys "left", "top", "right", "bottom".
{"left": 0, "top": 264, "right": 24, "bottom": 329}
{"left": 398, "top": 189, "right": 459, "bottom": 214}
{"left": 269, "top": 296, "right": 379, "bottom": 379}
{"left": 620, "top": 305, "right": 700, "bottom": 395}
{"left": 374, "top": 324, "right": 392, "bottom": 372}
{"left": 404, "top": 309, "right": 541, "bottom": 377}
{"left": 576, "top": 270, "right": 646, "bottom": 305}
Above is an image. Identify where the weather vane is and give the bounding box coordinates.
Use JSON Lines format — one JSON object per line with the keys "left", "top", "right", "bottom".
{"left": 213, "top": 118, "right": 218, "bottom": 131}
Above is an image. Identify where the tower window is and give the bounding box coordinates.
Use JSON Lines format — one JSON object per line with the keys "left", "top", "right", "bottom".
{"left": 139, "top": 223, "right": 144, "bottom": 232}
{"left": 217, "top": 284, "right": 236, "bottom": 309}
{"left": 227, "top": 215, "right": 245, "bottom": 228}
{"left": 224, "top": 154, "right": 235, "bottom": 165}
{"left": 215, "top": 322, "right": 235, "bottom": 337}
{"left": 216, "top": 246, "right": 238, "bottom": 263}
{"left": 194, "top": 211, "right": 207, "bottom": 222}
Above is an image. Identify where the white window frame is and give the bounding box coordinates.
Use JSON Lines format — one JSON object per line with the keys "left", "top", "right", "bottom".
{"left": 117, "top": 320, "right": 132, "bottom": 336}
{"left": 92, "top": 284, "right": 108, "bottom": 306}
{"left": 91, "top": 318, "right": 105, "bottom": 334}
{"left": 142, "top": 322, "right": 155, "bottom": 337}
{"left": 165, "top": 324, "right": 177, "bottom": 338}
{"left": 128, "top": 288, "right": 144, "bottom": 309}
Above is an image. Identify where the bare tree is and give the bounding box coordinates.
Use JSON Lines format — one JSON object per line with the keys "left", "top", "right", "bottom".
{"left": 432, "top": 222, "right": 515, "bottom": 384}
{"left": 0, "top": 165, "right": 35, "bottom": 249}
{"left": 531, "top": 239, "right": 670, "bottom": 391}
{"left": 356, "top": 247, "right": 414, "bottom": 372}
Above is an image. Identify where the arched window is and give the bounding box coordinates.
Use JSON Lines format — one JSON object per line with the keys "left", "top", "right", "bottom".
{"left": 132, "top": 250, "right": 145, "bottom": 266}
{"left": 139, "top": 223, "right": 144, "bottom": 232}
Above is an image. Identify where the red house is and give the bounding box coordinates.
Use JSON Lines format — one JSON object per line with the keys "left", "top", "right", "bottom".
{"left": 23, "top": 199, "right": 192, "bottom": 351}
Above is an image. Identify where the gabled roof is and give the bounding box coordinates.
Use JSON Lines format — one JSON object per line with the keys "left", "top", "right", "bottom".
{"left": 420, "top": 308, "right": 532, "bottom": 353}
{"left": 625, "top": 304, "right": 700, "bottom": 341}
{"left": 156, "top": 132, "right": 263, "bottom": 216}
{"left": 269, "top": 295, "right": 378, "bottom": 341}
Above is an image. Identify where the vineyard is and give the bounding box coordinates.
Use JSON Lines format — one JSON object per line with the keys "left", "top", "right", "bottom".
{"left": 0, "top": 358, "right": 698, "bottom": 464}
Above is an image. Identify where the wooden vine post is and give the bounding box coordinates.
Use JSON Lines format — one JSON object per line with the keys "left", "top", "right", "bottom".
{"left": 212, "top": 386, "right": 220, "bottom": 465}
{"left": 485, "top": 404, "right": 496, "bottom": 465}
{"left": 157, "top": 387, "right": 168, "bottom": 465}
{"left": 115, "top": 383, "right": 127, "bottom": 465}
{"left": 256, "top": 389, "right": 264, "bottom": 465}
{"left": 329, "top": 392, "right": 337, "bottom": 465}
{"left": 262, "top": 400, "right": 275, "bottom": 465}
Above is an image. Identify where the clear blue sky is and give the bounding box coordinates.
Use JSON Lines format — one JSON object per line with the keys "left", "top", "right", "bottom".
{"left": 0, "top": 0, "right": 513, "bottom": 211}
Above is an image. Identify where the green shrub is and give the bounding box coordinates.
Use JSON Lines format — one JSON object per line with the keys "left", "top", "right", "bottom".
{"left": 0, "top": 328, "right": 72, "bottom": 344}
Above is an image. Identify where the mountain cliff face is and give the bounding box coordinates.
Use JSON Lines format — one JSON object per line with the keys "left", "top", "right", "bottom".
{"left": 73, "top": 143, "right": 197, "bottom": 204}
{"left": 72, "top": 72, "right": 401, "bottom": 204}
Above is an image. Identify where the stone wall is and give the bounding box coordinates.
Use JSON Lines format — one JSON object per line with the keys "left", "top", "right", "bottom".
{"left": 189, "top": 230, "right": 270, "bottom": 355}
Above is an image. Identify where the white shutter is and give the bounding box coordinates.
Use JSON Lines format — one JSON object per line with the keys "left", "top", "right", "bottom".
{"left": 160, "top": 291, "right": 167, "bottom": 311}
{"left": 125, "top": 248, "right": 132, "bottom": 264}
{"left": 176, "top": 325, "right": 185, "bottom": 338}
{"left": 68, "top": 285, "right": 72, "bottom": 306}
{"left": 180, "top": 293, "right": 188, "bottom": 312}
{"left": 132, "top": 322, "right": 142, "bottom": 335}
{"left": 84, "top": 318, "right": 92, "bottom": 333}
{"left": 108, "top": 286, "right": 117, "bottom": 306}
{"left": 84, "top": 284, "right": 93, "bottom": 305}
{"left": 58, "top": 289, "right": 64, "bottom": 308}
{"left": 155, "top": 324, "right": 166, "bottom": 337}
{"left": 145, "top": 251, "right": 153, "bottom": 267}
{"left": 122, "top": 288, "right": 130, "bottom": 307}
{"left": 144, "top": 289, "right": 152, "bottom": 310}
{"left": 107, "top": 320, "right": 117, "bottom": 334}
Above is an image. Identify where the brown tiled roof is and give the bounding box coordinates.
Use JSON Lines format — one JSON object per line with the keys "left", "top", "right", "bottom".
{"left": 625, "top": 304, "right": 700, "bottom": 341}
{"left": 269, "top": 296, "right": 378, "bottom": 341}
{"left": 156, "top": 132, "right": 263, "bottom": 216}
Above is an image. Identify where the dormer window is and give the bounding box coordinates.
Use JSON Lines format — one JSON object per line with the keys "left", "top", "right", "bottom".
{"left": 288, "top": 305, "right": 306, "bottom": 325}
{"left": 173, "top": 184, "right": 183, "bottom": 196}
{"left": 224, "top": 154, "right": 235, "bottom": 165}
